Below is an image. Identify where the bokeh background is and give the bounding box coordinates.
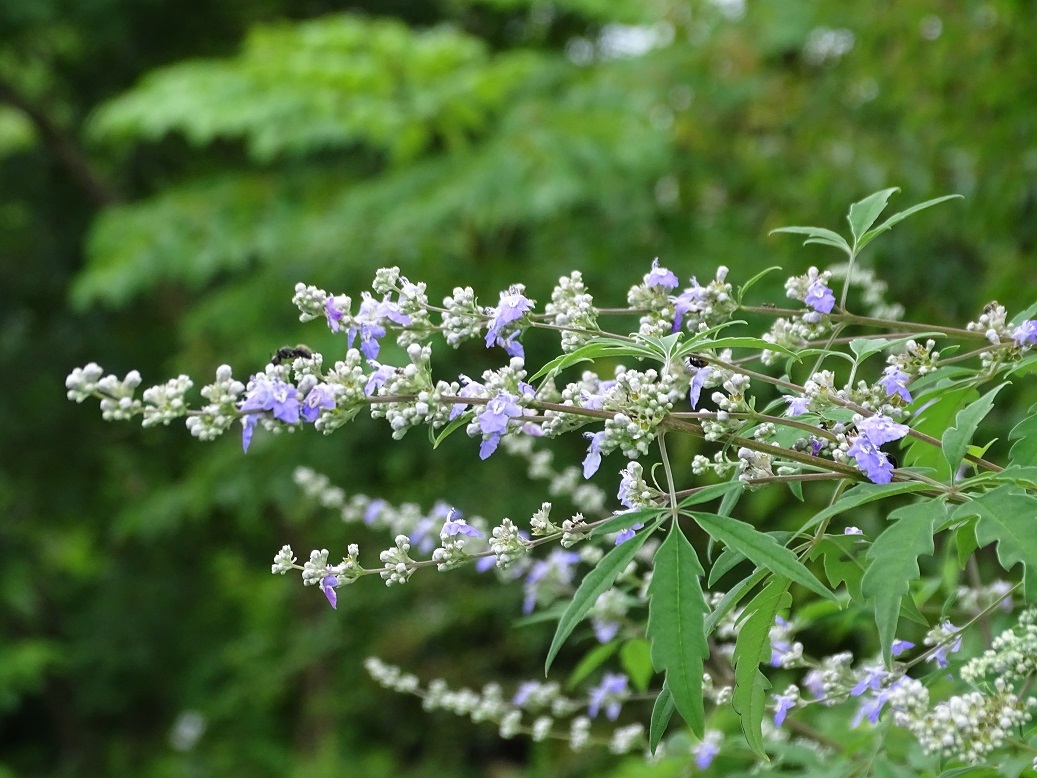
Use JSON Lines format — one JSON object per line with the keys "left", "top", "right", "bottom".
{"left": 2, "top": 0, "right": 1035, "bottom": 775}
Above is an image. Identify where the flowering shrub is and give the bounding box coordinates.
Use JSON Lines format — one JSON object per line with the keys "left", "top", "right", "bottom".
{"left": 67, "top": 189, "right": 1037, "bottom": 774}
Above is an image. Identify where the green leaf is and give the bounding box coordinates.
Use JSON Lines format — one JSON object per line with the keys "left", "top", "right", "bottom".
{"left": 676, "top": 336, "right": 800, "bottom": 362}
{"left": 708, "top": 546, "right": 746, "bottom": 587}
{"left": 648, "top": 684, "right": 674, "bottom": 752}
{"left": 861, "top": 500, "right": 943, "bottom": 665}
{"left": 903, "top": 384, "right": 976, "bottom": 472}
{"left": 941, "top": 382, "right": 1008, "bottom": 479}
{"left": 808, "top": 536, "right": 865, "bottom": 602}
{"left": 738, "top": 265, "right": 782, "bottom": 304}
{"left": 953, "top": 486, "right": 1037, "bottom": 600}
{"left": 770, "top": 226, "right": 851, "bottom": 256}
{"left": 847, "top": 187, "right": 900, "bottom": 246}
{"left": 646, "top": 524, "right": 709, "bottom": 737}
{"left": 955, "top": 519, "right": 979, "bottom": 569}
{"left": 1008, "top": 402, "right": 1037, "bottom": 467}
{"left": 796, "top": 481, "right": 931, "bottom": 536}
{"left": 567, "top": 641, "right": 619, "bottom": 688}
{"left": 529, "top": 337, "right": 655, "bottom": 382}
{"left": 732, "top": 576, "right": 791, "bottom": 759}
{"left": 855, "top": 194, "right": 964, "bottom": 253}
{"left": 676, "top": 480, "right": 746, "bottom": 511}
{"left": 589, "top": 507, "right": 664, "bottom": 538}
{"left": 545, "top": 528, "right": 650, "bottom": 673}
{"left": 692, "top": 513, "right": 835, "bottom": 601}
{"left": 847, "top": 332, "right": 945, "bottom": 363}
{"left": 620, "top": 638, "right": 654, "bottom": 692}
{"left": 703, "top": 569, "right": 767, "bottom": 634}
{"left": 429, "top": 412, "right": 472, "bottom": 448}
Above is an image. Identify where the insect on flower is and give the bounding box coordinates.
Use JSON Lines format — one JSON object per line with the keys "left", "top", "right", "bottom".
{"left": 271, "top": 344, "right": 314, "bottom": 366}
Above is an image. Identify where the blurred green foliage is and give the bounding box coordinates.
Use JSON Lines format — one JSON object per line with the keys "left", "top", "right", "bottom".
{"left": 2, "top": 0, "right": 1035, "bottom": 775}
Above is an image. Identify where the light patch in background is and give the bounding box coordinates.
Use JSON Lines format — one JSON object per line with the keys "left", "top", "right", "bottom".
{"left": 803, "top": 27, "right": 856, "bottom": 66}
{"left": 169, "top": 710, "right": 207, "bottom": 752}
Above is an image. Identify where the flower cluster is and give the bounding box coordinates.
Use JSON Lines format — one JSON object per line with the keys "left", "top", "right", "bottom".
{"left": 65, "top": 190, "right": 1037, "bottom": 774}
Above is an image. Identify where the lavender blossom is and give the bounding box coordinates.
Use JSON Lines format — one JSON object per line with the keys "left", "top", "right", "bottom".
{"left": 301, "top": 383, "right": 336, "bottom": 422}
{"left": 239, "top": 377, "right": 302, "bottom": 452}
{"left": 582, "top": 430, "right": 607, "bottom": 478}
{"left": 645, "top": 258, "right": 679, "bottom": 290}
{"left": 321, "top": 574, "right": 339, "bottom": 609}
{"left": 804, "top": 278, "right": 836, "bottom": 313}
{"left": 485, "top": 286, "right": 533, "bottom": 352}
{"left": 689, "top": 365, "right": 711, "bottom": 409}
{"left": 879, "top": 366, "right": 913, "bottom": 403}
{"left": 587, "top": 673, "right": 628, "bottom": 721}
{"left": 1012, "top": 319, "right": 1037, "bottom": 347}
{"left": 476, "top": 390, "right": 523, "bottom": 459}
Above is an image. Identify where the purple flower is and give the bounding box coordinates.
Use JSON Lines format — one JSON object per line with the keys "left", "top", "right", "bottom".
{"left": 879, "top": 366, "right": 913, "bottom": 403}
{"left": 689, "top": 366, "right": 711, "bottom": 409}
{"left": 500, "top": 331, "right": 524, "bottom": 359}
{"left": 772, "top": 689, "right": 797, "bottom": 726}
{"left": 891, "top": 639, "right": 915, "bottom": 657}
{"left": 802, "top": 669, "right": 825, "bottom": 700}
{"left": 364, "top": 498, "right": 387, "bottom": 525}
{"left": 321, "top": 574, "right": 339, "bottom": 609}
{"left": 365, "top": 365, "right": 396, "bottom": 397}
{"left": 476, "top": 391, "right": 523, "bottom": 459}
{"left": 301, "top": 383, "right": 336, "bottom": 422}
{"left": 239, "top": 377, "right": 302, "bottom": 452}
{"left": 523, "top": 549, "right": 581, "bottom": 613}
{"left": 645, "top": 258, "right": 679, "bottom": 290}
{"left": 804, "top": 279, "right": 835, "bottom": 314}
{"left": 587, "top": 673, "right": 628, "bottom": 721}
{"left": 769, "top": 616, "right": 794, "bottom": 666}
{"left": 442, "top": 517, "right": 482, "bottom": 539}
{"left": 857, "top": 414, "right": 910, "bottom": 445}
{"left": 850, "top": 664, "right": 888, "bottom": 697}
{"left": 847, "top": 436, "right": 895, "bottom": 484}
{"left": 848, "top": 414, "right": 910, "bottom": 483}
{"left": 449, "top": 376, "right": 484, "bottom": 421}
{"left": 348, "top": 295, "right": 411, "bottom": 360}
{"left": 671, "top": 279, "right": 706, "bottom": 332}
{"left": 325, "top": 297, "right": 346, "bottom": 333}
{"left": 582, "top": 430, "right": 607, "bottom": 478}
{"left": 844, "top": 526, "right": 864, "bottom": 536}
{"left": 617, "top": 469, "right": 640, "bottom": 510}
{"left": 692, "top": 733, "right": 722, "bottom": 770}
{"left": 615, "top": 523, "right": 644, "bottom": 545}
{"left": 485, "top": 287, "right": 533, "bottom": 351}
{"left": 784, "top": 395, "right": 811, "bottom": 416}
{"left": 512, "top": 681, "right": 541, "bottom": 707}
{"left": 926, "top": 621, "right": 963, "bottom": 668}
{"left": 1012, "top": 319, "right": 1037, "bottom": 347}
{"left": 592, "top": 618, "right": 621, "bottom": 643}
{"left": 852, "top": 690, "right": 889, "bottom": 727}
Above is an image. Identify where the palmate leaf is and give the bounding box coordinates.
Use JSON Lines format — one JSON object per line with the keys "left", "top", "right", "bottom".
{"left": 860, "top": 500, "right": 943, "bottom": 666}
{"left": 941, "top": 382, "right": 1007, "bottom": 479}
{"left": 796, "top": 481, "right": 930, "bottom": 535}
{"left": 847, "top": 187, "right": 901, "bottom": 246}
{"left": 732, "top": 576, "right": 791, "bottom": 759}
{"left": 528, "top": 337, "right": 656, "bottom": 382}
{"left": 953, "top": 486, "right": 1037, "bottom": 600}
{"left": 545, "top": 527, "right": 651, "bottom": 673}
{"left": 855, "top": 194, "right": 964, "bottom": 253}
{"left": 646, "top": 523, "right": 709, "bottom": 737}
{"left": 769, "top": 226, "right": 852, "bottom": 257}
{"left": 692, "top": 513, "right": 835, "bottom": 602}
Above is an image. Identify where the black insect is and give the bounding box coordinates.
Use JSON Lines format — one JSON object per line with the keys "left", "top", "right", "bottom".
{"left": 271, "top": 344, "right": 314, "bottom": 365}
{"left": 688, "top": 356, "right": 709, "bottom": 368}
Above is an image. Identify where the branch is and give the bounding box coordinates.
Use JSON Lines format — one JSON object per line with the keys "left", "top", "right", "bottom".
{"left": 0, "top": 77, "right": 118, "bottom": 206}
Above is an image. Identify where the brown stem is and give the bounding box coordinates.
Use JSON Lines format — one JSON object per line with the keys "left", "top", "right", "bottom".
{"left": 0, "top": 77, "right": 118, "bottom": 206}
